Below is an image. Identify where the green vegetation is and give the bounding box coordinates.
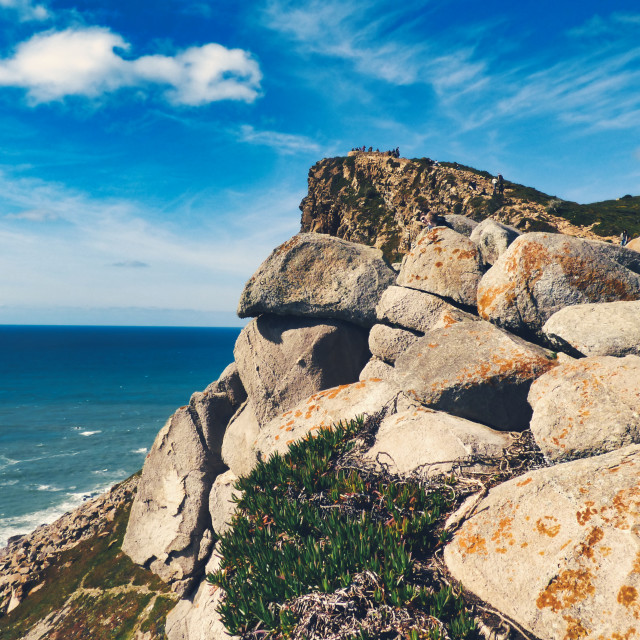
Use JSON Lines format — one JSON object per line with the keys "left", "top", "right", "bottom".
{"left": 208, "top": 416, "right": 476, "bottom": 639}
{"left": 546, "top": 196, "right": 640, "bottom": 237}
{"left": 0, "top": 484, "right": 176, "bottom": 640}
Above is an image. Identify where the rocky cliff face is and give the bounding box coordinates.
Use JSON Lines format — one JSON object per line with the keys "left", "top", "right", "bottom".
{"left": 299, "top": 153, "right": 616, "bottom": 261}
{"left": 5, "top": 154, "right": 640, "bottom": 640}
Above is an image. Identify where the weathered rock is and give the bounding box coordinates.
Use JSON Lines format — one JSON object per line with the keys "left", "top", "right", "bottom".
{"left": 393, "top": 321, "right": 557, "bottom": 430}
{"left": 442, "top": 214, "right": 478, "bottom": 237}
{"left": 255, "top": 379, "right": 401, "bottom": 462}
{"left": 203, "top": 363, "right": 247, "bottom": 409}
{"left": 626, "top": 237, "right": 640, "bottom": 252}
{"left": 585, "top": 237, "right": 640, "bottom": 275}
{"left": 234, "top": 315, "right": 369, "bottom": 427}
{"left": 237, "top": 233, "right": 396, "bottom": 327}
{"left": 209, "top": 470, "right": 239, "bottom": 537}
{"left": 122, "top": 407, "right": 216, "bottom": 594}
{"left": 221, "top": 401, "right": 260, "bottom": 478}
{"left": 368, "top": 324, "right": 419, "bottom": 365}
{"left": 364, "top": 407, "right": 514, "bottom": 476}
{"left": 445, "top": 444, "right": 640, "bottom": 640}
{"left": 188, "top": 391, "right": 236, "bottom": 458}
{"left": 397, "top": 227, "right": 484, "bottom": 307}
{"left": 528, "top": 355, "right": 640, "bottom": 462}
{"left": 375, "top": 285, "right": 478, "bottom": 334}
{"left": 478, "top": 233, "right": 640, "bottom": 335}
{"left": 166, "top": 582, "right": 234, "bottom": 640}
{"left": 469, "top": 218, "right": 520, "bottom": 265}
{"left": 358, "top": 357, "right": 396, "bottom": 383}
{"left": 542, "top": 300, "right": 640, "bottom": 357}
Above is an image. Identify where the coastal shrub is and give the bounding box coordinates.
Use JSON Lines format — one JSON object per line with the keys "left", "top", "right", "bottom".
{"left": 208, "top": 416, "right": 475, "bottom": 639}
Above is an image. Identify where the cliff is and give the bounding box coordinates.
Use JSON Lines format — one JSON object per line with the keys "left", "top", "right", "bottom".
{"left": 3, "top": 153, "right": 640, "bottom": 640}
{"left": 300, "top": 153, "right": 639, "bottom": 261}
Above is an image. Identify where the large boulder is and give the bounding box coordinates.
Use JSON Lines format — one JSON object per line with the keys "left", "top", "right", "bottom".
{"left": 444, "top": 444, "right": 640, "bottom": 640}
{"left": 368, "top": 324, "right": 419, "bottom": 365}
{"left": 221, "top": 401, "right": 260, "bottom": 478}
{"left": 237, "top": 233, "right": 396, "bottom": 327}
{"left": 254, "top": 379, "right": 401, "bottom": 462}
{"left": 397, "top": 227, "right": 484, "bottom": 307}
{"left": 393, "top": 321, "right": 557, "bottom": 430}
{"left": 234, "top": 315, "right": 369, "bottom": 427}
{"left": 528, "top": 355, "right": 640, "bottom": 462}
{"left": 375, "top": 285, "right": 478, "bottom": 334}
{"left": 478, "top": 233, "right": 640, "bottom": 335}
{"left": 542, "top": 300, "right": 640, "bottom": 357}
{"left": 469, "top": 218, "right": 520, "bottom": 265}
{"left": 122, "top": 406, "right": 217, "bottom": 594}
{"left": 364, "top": 407, "right": 514, "bottom": 476}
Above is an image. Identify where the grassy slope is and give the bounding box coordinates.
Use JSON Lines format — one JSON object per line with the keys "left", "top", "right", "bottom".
{"left": 439, "top": 160, "right": 640, "bottom": 238}
{"left": 0, "top": 486, "right": 178, "bottom": 640}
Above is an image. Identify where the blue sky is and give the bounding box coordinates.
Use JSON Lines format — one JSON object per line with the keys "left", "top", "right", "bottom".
{"left": 1, "top": 0, "right": 639, "bottom": 326}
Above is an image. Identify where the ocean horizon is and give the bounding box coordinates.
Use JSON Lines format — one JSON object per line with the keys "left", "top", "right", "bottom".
{"left": 0, "top": 325, "right": 241, "bottom": 548}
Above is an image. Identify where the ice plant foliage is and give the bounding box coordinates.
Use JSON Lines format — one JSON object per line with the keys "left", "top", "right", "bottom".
{"left": 208, "top": 416, "right": 476, "bottom": 639}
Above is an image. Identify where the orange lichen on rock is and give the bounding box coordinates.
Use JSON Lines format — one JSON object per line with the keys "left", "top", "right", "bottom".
{"left": 617, "top": 585, "right": 638, "bottom": 608}
{"left": 536, "top": 568, "right": 595, "bottom": 612}
{"left": 536, "top": 516, "right": 561, "bottom": 538}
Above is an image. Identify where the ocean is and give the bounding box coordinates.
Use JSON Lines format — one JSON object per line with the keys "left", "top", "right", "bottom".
{"left": 0, "top": 325, "right": 241, "bottom": 548}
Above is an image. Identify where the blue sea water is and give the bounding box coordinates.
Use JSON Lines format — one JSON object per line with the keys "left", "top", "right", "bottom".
{"left": 0, "top": 325, "right": 241, "bottom": 548}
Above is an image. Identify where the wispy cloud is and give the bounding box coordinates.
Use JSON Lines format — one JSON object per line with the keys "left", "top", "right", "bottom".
{"left": 0, "top": 27, "right": 262, "bottom": 105}
{"left": 5, "top": 208, "right": 59, "bottom": 221}
{"left": 238, "top": 125, "right": 322, "bottom": 154}
{"left": 0, "top": 168, "right": 301, "bottom": 312}
{"left": 111, "top": 260, "right": 149, "bottom": 268}
{"left": 262, "top": 0, "right": 486, "bottom": 90}
{"left": 0, "top": 0, "right": 49, "bottom": 22}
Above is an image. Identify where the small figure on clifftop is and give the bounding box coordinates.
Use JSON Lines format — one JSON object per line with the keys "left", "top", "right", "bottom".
{"left": 621, "top": 230, "right": 629, "bottom": 246}
{"left": 498, "top": 174, "right": 504, "bottom": 195}
{"left": 491, "top": 177, "right": 498, "bottom": 195}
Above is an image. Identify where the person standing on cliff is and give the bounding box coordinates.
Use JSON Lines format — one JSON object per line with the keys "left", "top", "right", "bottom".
{"left": 621, "top": 229, "right": 629, "bottom": 246}
{"left": 498, "top": 174, "right": 504, "bottom": 195}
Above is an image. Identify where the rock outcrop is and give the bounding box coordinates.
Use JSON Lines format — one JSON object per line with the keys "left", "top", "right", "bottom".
{"left": 34, "top": 155, "right": 639, "bottom": 640}
{"left": 237, "top": 233, "right": 396, "bottom": 327}
{"left": 478, "top": 233, "right": 640, "bottom": 335}
{"left": 528, "top": 355, "right": 640, "bottom": 462}
{"left": 121, "top": 407, "right": 216, "bottom": 594}
{"left": 299, "top": 155, "right": 616, "bottom": 262}
{"left": 445, "top": 445, "right": 640, "bottom": 640}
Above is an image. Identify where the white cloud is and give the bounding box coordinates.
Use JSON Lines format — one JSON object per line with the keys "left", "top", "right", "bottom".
{"left": 263, "top": 0, "right": 486, "bottom": 90}
{"left": 0, "top": 169, "right": 301, "bottom": 315}
{"left": 0, "top": 0, "right": 49, "bottom": 22}
{"left": 0, "top": 27, "right": 262, "bottom": 105}
{"left": 238, "top": 125, "right": 322, "bottom": 154}
{"left": 5, "top": 208, "right": 59, "bottom": 221}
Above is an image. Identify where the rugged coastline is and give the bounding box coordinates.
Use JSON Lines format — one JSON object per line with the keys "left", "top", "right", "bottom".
{"left": 3, "top": 154, "right": 640, "bottom": 640}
